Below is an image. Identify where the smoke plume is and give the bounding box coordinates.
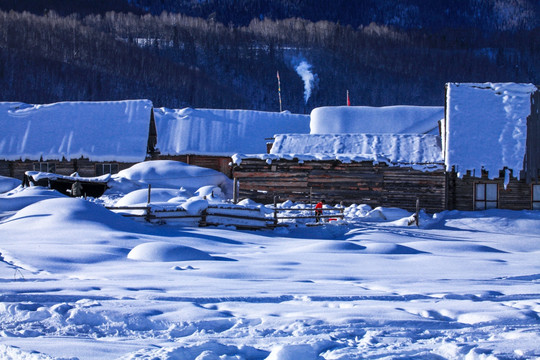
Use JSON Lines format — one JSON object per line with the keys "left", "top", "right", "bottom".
{"left": 295, "top": 60, "right": 317, "bottom": 104}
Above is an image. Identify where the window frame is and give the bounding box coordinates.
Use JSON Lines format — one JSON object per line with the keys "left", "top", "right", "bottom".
{"left": 533, "top": 184, "right": 540, "bottom": 210}
{"left": 33, "top": 162, "right": 56, "bottom": 173}
{"left": 474, "top": 182, "right": 498, "bottom": 210}
{"left": 95, "top": 163, "right": 119, "bottom": 176}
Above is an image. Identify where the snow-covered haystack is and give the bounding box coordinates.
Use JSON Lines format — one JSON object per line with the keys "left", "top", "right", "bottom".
{"left": 108, "top": 160, "right": 233, "bottom": 199}
{"left": 310, "top": 105, "right": 443, "bottom": 135}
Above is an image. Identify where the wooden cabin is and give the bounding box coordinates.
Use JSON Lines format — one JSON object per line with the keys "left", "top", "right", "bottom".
{"left": 443, "top": 83, "right": 540, "bottom": 211}
{"left": 152, "top": 107, "right": 310, "bottom": 178}
{"left": 0, "top": 100, "right": 157, "bottom": 181}
{"left": 232, "top": 134, "right": 447, "bottom": 213}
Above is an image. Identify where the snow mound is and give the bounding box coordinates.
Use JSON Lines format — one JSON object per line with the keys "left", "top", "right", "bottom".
{"left": 127, "top": 241, "right": 213, "bottom": 262}
{"left": 115, "top": 188, "right": 183, "bottom": 207}
{"left": 266, "top": 344, "right": 322, "bottom": 360}
{"left": 111, "top": 160, "right": 233, "bottom": 198}
{"left": 3, "top": 197, "right": 149, "bottom": 233}
{"left": 0, "top": 176, "right": 21, "bottom": 194}
{"left": 0, "top": 186, "right": 66, "bottom": 212}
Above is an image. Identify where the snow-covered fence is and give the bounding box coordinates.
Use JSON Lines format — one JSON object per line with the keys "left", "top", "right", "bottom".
{"left": 107, "top": 204, "right": 272, "bottom": 229}
{"left": 270, "top": 206, "right": 345, "bottom": 226}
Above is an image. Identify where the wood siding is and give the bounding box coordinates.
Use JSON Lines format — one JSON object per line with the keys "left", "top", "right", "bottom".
{"left": 233, "top": 159, "right": 446, "bottom": 213}
{"left": 0, "top": 158, "right": 133, "bottom": 180}
{"left": 447, "top": 170, "right": 538, "bottom": 211}
{"left": 526, "top": 90, "right": 540, "bottom": 183}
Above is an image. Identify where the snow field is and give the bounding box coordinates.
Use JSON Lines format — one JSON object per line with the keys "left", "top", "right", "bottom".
{"left": 0, "top": 163, "right": 540, "bottom": 359}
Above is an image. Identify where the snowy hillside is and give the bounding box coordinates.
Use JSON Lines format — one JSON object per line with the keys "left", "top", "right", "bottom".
{"left": 1, "top": 162, "right": 540, "bottom": 359}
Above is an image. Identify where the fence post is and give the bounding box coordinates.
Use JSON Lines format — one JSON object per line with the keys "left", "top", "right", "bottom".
{"left": 273, "top": 195, "right": 278, "bottom": 226}
{"left": 415, "top": 197, "right": 420, "bottom": 227}
{"left": 309, "top": 187, "right": 312, "bottom": 208}
{"left": 145, "top": 184, "right": 152, "bottom": 222}
{"left": 233, "top": 178, "right": 238, "bottom": 204}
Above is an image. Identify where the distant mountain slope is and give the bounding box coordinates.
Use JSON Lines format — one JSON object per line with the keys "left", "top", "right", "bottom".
{"left": 0, "top": 5, "right": 538, "bottom": 112}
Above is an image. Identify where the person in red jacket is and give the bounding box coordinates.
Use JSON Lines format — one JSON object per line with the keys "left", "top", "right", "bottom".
{"left": 315, "top": 199, "right": 325, "bottom": 223}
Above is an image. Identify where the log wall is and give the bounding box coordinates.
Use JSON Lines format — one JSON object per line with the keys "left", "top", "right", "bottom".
{"left": 233, "top": 159, "right": 447, "bottom": 213}
{"left": 0, "top": 159, "right": 133, "bottom": 180}
{"left": 447, "top": 170, "right": 539, "bottom": 211}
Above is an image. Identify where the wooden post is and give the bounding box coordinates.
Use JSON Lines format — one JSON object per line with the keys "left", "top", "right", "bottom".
{"left": 273, "top": 195, "right": 278, "bottom": 226}
{"left": 415, "top": 197, "right": 420, "bottom": 227}
{"left": 309, "top": 187, "right": 312, "bottom": 207}
{"left": 145, "top": 184, "right": 152, "bottom": 222}
{"left": 233, "top": 178, "right": 239, "bottom": 204}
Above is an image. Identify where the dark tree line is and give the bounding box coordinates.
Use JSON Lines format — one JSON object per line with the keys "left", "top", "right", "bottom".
{"left": 0, "top": 9, "right": 538, "bottom": 112}
{"left": 4, "top": 0, "right": 538, "bottom": 32}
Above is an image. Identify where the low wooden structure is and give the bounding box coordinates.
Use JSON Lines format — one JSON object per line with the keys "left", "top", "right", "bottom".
{"left": 233, "top": 159, "right": 447, "bottom": 213}
{"left": 0, "top": 100, "right": 156, "bottom": 181}
{"left": 447, "top": 169, "right": 539, "bottom": 211}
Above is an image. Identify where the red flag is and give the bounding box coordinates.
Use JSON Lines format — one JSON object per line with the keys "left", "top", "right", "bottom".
{"left": 347, "top": 90, "right": 351, "bottom": 106}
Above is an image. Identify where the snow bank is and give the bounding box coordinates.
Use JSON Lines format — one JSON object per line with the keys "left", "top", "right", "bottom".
{"left": 0, "top": 187, "right": 65, "bottom": 212}
{"left": 235, "top": 133, "right": 443, "bottom": 167}
{"left": 0, "top": 175, "right": 21, "bottom": 194}
{"left": 445, "top": 83, "right": 537, "bottom": 179}
{"left": 110, "top": 160, "right": 233, "bottom": 198}
{"left": 0, "top": 100, "right": 153, "bottom": 162}
{"left": 154, "top": 107, "right": 310, "bottom": 156}
{"left": 310, "top": 105, "right": 443, "bottom": 135}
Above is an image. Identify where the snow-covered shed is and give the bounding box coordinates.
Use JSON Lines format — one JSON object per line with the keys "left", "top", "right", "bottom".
{"left": 153, "top": 107, "right": 310, "bottom": 176}
{"left": 444, "top": 82, "right": 540, "bottom": 210}
{"left": 233, "top": 130, "right": 447, "bottom": 213}
{"left": 0, "top": 100, "right": 156, "bottom": 180}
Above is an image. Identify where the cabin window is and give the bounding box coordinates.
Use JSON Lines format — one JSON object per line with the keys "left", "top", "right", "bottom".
{"left": 34, "top": 162, "right": 56, "bottom": 173}
{"left": 475, "top": 183, "right": 498, "bottom": 210}
{"left": 533, "top": 185, "right": 540, "bottom": 210}
{"left": 96, "top": 163, "right": 119, "bottom": 176}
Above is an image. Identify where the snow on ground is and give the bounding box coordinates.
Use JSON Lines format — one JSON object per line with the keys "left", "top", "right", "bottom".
{"left": 0, "top": 166, "right": 540, "bottom": 360}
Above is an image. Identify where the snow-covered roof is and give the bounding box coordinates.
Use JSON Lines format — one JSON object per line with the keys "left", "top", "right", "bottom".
{"left": 154, "top": 108, "right": 310, "bottom": 156}
{"left": 0, "top": 100, "right": 154, "bottom": 162}
{"left": 444, "top": 82, "right": 537, "bottom": 178}
{"left": 234, "top": 133, "right": 443, "bottom": 169}
{"left": 310, "top": 105, "right": 443, "bottom": 135}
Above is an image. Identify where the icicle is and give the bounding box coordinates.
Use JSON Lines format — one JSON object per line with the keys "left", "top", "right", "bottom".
{"left": 504, "top": 168, "right": 511, "bottom": 190}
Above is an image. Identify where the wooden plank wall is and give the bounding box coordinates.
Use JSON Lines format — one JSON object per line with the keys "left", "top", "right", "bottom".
{"left": 526, "top": 91, "right": 540, "bottom": 183}
{"left": 447, "top": 170, "right": 537, "bottom": 210}
{"left": 233, "top": 159, "right": 447, "bottom": 213}
{"left": 0, "top": 159, "right": 134, "bottom": 180}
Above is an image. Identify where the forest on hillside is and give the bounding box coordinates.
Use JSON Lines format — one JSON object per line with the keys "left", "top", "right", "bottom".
{"left": 0, "top": 3, "right": 539, "bottom": 113}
